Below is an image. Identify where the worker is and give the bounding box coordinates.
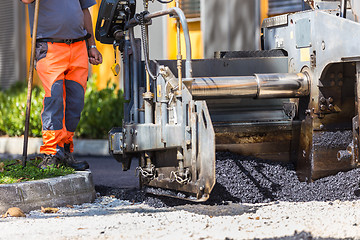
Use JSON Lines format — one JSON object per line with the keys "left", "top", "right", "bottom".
{"left": 21, "top": 0, "right": 103, "bottom": 170}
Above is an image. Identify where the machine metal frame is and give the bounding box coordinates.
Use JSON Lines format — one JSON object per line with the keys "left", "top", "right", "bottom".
{"left": 96, "top": 0, "right": 360, "bottom": 201}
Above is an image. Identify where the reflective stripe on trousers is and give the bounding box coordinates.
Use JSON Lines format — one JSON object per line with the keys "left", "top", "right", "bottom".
{"left": 35, "top": 41, "right": 88, "bottom": 159}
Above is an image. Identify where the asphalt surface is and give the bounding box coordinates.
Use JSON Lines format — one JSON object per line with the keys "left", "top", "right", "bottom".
{"left": 83, "top": 156, "right": 139, "bottom": 189}
{"left": 91, "top": 152, "right": 360, "bottom": 208}
{"left": 83, "top": 155, "right": 147, "bottom": 205}
{"left": 0, "top": 153, "right": 139, "bottom": 190}
{"left": 4, "top": 153, "right": 360, "bottom": 209}
{"left": 3, "top": 152, "right": 360, "bottom": 239}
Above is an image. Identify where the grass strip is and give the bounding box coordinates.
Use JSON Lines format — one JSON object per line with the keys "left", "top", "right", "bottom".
{"left": 0, "top": 158, "right": 75, "bottom": 184}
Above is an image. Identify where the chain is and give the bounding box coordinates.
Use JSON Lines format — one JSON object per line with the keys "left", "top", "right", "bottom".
{"left": 138, "top": 10, "right": 158, "bottom": 80}
{"left": 170, "top": 169, "right": 191, "bottom": 184}
{"left": 139, "top": 12, "right": 147, "bottom": 57}
{"left": 136, "top": 165, "right": 155, "bottom": 179}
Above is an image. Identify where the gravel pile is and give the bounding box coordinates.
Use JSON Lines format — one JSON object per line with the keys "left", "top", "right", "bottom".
{"left": 212, "top": 152, "right": 360, "bottom": 203}
{"left": 97, "top": 151, "right": 360, "bottom": 207}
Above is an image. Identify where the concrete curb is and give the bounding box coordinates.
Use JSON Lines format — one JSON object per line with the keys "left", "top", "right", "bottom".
{"left": 0, "top": 137, "right": 109, "bottom": 156}
{"left": 0, "top": 170, "right": 96, "bottom": 213}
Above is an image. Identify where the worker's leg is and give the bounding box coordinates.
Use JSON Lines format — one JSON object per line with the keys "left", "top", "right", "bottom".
{"left": 63, "top": 40, "right": 88, "bottom": 153}
{"left": 56, "top": 40, "right": 89, "bottom": 171}
{"left": 36, "top": 42, "right": 71, "bottom": 160}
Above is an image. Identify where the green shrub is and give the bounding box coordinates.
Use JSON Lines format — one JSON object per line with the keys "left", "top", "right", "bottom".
{"left": 0, "top": 81, "right": 43, "bottom": 137}
{"left": 0, "top": 76, "right": 124, "bottom": 139}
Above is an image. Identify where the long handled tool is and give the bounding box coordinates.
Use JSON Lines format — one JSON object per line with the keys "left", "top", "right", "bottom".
{"left": 22, "top": 0, "right": 40, "bottom": 167}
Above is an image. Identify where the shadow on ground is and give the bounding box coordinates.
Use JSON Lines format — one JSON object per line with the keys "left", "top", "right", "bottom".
{"left": 95, "top": 151, "right": 360, "bottom": 209}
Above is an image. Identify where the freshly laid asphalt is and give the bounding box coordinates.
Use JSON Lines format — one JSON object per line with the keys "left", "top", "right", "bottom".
{"left": 80, "top": 156, "right": 139, "bottom": 189}
{"left": 3, "top": 138, "right": 360, "bottom": 212}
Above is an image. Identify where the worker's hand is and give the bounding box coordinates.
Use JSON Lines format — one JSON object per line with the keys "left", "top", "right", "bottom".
{"left": 88, "top": 48, "right": 103, "bottom": 65}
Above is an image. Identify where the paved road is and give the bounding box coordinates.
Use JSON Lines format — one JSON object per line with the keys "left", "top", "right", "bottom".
{"left": 0, "top": 153, "right": 139, "bottom": 189}
{"left": 79, "top": 156, "right": 139, "bottom": 189}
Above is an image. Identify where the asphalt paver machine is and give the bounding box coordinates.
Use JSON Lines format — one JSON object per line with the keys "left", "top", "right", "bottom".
{"left": 95, "top": 0, "right": 360, "bottom": 201}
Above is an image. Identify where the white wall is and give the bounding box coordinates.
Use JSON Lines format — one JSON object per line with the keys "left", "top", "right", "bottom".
{"left": 134, "top": 2, "right": 167, "bottom": 60}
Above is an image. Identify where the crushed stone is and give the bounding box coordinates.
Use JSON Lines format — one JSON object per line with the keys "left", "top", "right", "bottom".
{"left": 97, "top": 152, "right": 360, "bottom": 207}
{"left": 2, "top": 152, "right": 360, "bottom": 239}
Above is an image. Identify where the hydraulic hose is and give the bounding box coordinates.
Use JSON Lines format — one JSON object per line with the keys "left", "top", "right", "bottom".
{"left": 126, "top": 7, "right": 193, "bottom": 78}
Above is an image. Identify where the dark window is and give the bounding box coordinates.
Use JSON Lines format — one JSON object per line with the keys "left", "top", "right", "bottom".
{"left": 179, "top": 0, "right": 200, "bottom": 19}
{"left": 268, "top": 0, "right": 303, "bottom": 16}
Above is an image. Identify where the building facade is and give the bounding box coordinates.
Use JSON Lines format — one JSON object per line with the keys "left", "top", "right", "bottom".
{"left": 1, "top": 0, "right": 312, "bottom": 90}
{"left": 0, "top": 1, "right": 26, "bottom": 90}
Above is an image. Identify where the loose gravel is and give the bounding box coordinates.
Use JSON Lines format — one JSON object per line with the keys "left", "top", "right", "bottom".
{"left": 2, "top": 151, "right": 360, "bottom": 239}
{"left": 2, "top": 195, "right": 360, "bottom": 239}
{"left": 97, "top": 152, "right": 360, "bottom": 207}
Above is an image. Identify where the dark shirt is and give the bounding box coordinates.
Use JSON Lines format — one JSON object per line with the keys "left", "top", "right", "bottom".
{"left": 27, "top": 0, "right": 96, "bottom": 39}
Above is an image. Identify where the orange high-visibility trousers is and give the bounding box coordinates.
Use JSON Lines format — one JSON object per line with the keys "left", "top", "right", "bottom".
{"left": 35, "top": 41, "right": 88, "bottom": 159}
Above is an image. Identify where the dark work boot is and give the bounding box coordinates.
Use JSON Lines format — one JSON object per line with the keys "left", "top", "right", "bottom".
{"left": 64, "top": 144, "right": 89, "bottom": 171}
{"left": 38, "top": 154, "right": 60, "bottom": 169}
